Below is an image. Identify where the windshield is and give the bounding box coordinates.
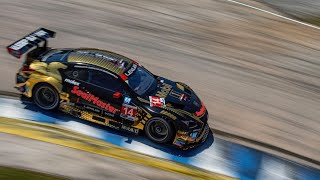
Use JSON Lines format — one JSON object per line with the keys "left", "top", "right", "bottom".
{"left": 127, "top": 66, "right": 156, "bottom": 96}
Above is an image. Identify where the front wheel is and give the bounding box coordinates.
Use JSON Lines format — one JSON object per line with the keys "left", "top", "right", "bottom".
{"left": 33, "top": 84, "right": 60, "bottom": 110}
{"left": 145, "top": 117, "right": 175, "bottom": 144}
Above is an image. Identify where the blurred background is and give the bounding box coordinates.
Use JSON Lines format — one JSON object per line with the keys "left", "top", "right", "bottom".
{"left": 0, "top": 0, "right": 319, "bottom": 179}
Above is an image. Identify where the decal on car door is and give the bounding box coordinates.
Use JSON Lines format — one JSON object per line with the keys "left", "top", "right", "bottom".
{"left": 120, "top": 104, "right": 137, "bottom": 121}
{"left": 71, "top": 85, "right": 120, "bottom": 114}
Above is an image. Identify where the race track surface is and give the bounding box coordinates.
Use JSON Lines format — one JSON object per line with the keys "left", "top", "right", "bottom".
{"left": 0, "top": 133, "right": 193, "bottom": 180}
{"left": 0, "top": 0, "right": 319, "bottom": 163}
{"left": 1, "top": 97, "right": 319, "bottom": 180}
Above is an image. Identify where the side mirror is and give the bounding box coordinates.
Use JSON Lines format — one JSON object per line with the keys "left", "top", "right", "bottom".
{"left": 113, "top": 92, "right": 122, "bottom": 99}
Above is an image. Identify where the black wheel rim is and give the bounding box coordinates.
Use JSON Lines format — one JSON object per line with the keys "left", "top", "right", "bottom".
{"left": 148, "top": 119, "right": 169, "bottom": 141}
{"left": 35, "top": 86, "right": 58, "bottom": 109}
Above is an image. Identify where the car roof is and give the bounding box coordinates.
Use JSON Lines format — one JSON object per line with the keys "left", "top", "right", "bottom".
{"left": 67, "top": 48, "right": 133, "bottom": 75}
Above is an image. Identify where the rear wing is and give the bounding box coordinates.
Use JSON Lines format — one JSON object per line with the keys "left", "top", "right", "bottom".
{"left": 7, "top": 28, "right": 56, "bottom": 58}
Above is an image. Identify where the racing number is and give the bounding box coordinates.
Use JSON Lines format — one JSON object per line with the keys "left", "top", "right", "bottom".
{"left": 122, "top": 106, "right": 134, "bottom": 116}
{"left": 120, "top": 104, "right": 137, "bottom": 121}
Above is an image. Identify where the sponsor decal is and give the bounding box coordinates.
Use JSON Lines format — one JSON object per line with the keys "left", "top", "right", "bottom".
{"left": 121, "top": 125, "right": 139, "bottom": 134}
{"left": 10, "top": 39, "right": 28, "bottom": 51}
{"left": 120, "top": 104, "right": 137, "bottom": 121}
{"left": 9, "top": 30, "right": 48, "bottom": 50}
{"left": 71, "top": 86, "right": 119, "bottom": 114}
{"left": 155, "top": 83, "right": 172, "bottom": 98}
{"left": 33, "top": 30, "right": 48, "bottom": 37}
{"left": 77, "top": 51, "right": 120, "bottom": 64}
{"left": 64, "top": 78, "right": 80, "bottom": 86}
{"left": 104, "top": 111, "right": 115, "bottom": 117}
{"left": 149, "top": 96, "right": 166, "bottom": 107}
{"left": 169, "top": 90, "right": 182, "bottom": 99}
{"left": 83, "top": 105, "right": 100, "bottom": 113}
{"left": 124, "top": 63, "right": 137, "bottom": 76}
{"left": 124, "top": 97, "right": 131, "bottom": 104}
{"left": 107, "top": 121, "right": 121, "bottom": 130}
{"left": 107, "top": 123, "right": 120, "bottom": 130}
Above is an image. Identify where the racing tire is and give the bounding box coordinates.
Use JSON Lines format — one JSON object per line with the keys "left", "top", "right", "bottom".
{"left": 145, "top": 117, "right": 175, "bottom": 144}
{"left": 33, "top": 84, "right": 60, "bottom": 110}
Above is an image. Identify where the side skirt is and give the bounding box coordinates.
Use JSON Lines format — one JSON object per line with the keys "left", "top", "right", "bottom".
{"left": 59, "top": 102, "right": 139, "bottom": 135}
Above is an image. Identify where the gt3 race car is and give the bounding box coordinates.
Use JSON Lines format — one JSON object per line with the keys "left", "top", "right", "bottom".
{"left": 7, "top": 28, "right": 210, "bottom": 149}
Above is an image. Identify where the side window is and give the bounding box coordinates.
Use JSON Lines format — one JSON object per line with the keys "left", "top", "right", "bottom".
{"left": 64, "top": 68, "right": 89, "bottom": 82}
{"left": 89, "top": 70, "right": 121, "bottom": 92}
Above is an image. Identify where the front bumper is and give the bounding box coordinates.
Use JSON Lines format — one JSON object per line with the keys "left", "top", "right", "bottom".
{"left": 173, "top": 123, "right": 210, "bottom": 150}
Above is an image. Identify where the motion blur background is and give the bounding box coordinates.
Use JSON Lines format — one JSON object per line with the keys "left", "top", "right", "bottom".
{"left": 256, "top": 0, "right": 320, "bottom": 23}
{"left": 0, "top": 0, "right": 319, "bottom": 179}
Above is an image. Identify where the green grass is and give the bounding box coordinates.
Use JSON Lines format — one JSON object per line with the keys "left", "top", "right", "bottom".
{"left": 300, "top": 17, "right": 320, "bottom": 26}
{"left": 0, "top": 166, "right": 68, "bottom": 180}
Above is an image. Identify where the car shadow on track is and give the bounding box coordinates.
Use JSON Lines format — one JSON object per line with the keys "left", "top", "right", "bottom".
{"left": 21, "top": 100, "right": 214, "bottom": 157}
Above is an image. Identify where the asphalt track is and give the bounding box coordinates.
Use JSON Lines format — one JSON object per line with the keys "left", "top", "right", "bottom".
{"left": 0, "top": 96, "right": 319, "bottom": 180}
{"left": 0, "top": 133, "right": 193, "bottom": 180}
{"left": 0, "top": 0, "right": 319, "bottom": 177}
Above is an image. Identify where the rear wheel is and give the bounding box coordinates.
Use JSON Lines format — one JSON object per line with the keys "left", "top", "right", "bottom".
{"left": 33, "top": 84, "right": 59, "bottom": 110}
{"left": 145, "top": 117, "right": 175, "bottom": 144}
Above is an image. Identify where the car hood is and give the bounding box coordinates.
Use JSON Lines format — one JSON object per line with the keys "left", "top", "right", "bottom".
{"left": 149, "top": 77, "right": 203, "bottom": 113}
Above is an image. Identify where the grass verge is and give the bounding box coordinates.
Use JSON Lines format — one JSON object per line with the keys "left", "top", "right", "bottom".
{"left": 300, "top": 16, "right": 320, "bottom": 26}
{"left": 0, "top": 166, "right": 68, "bottom": 180}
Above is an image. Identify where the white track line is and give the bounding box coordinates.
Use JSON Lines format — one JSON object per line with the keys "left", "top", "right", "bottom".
{"left": 225, "top": 0, "right": 320, "bottom": 30}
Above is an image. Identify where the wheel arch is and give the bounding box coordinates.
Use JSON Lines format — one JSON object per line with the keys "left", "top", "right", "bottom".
{"left": 27, "top": 76, "right": 62, "bottom": 98}
{"left": 32, "top": 81, "right": 61, "bottom": 110}
{"left": 142, "top": 111, "right": 177, "bottom": 132}
{"left": 161, "top": 115, "right": 177, "bottom": 132}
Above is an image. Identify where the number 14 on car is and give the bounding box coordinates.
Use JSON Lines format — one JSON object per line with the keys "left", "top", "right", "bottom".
{"left": 121, "top": 104, "right": 137, "bottom": 121}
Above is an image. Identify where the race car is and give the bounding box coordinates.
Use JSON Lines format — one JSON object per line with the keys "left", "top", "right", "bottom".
{"left": 7, "top": 28, "right": 210, "bottom": 149}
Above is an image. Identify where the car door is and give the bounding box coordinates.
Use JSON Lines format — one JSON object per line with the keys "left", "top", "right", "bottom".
{"left": 86, "top": 69, "right": 127, "bottom": 123}
{"left": 86, "top": 68, "right": 140, "bottom": 132}
{"left": 61, "top": 65, "right": 91, "bottom": 106}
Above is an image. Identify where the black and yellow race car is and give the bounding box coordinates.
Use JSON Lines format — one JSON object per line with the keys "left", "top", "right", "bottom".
{"left": 7, "top": 28, "right": 210, "bottom": 149}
